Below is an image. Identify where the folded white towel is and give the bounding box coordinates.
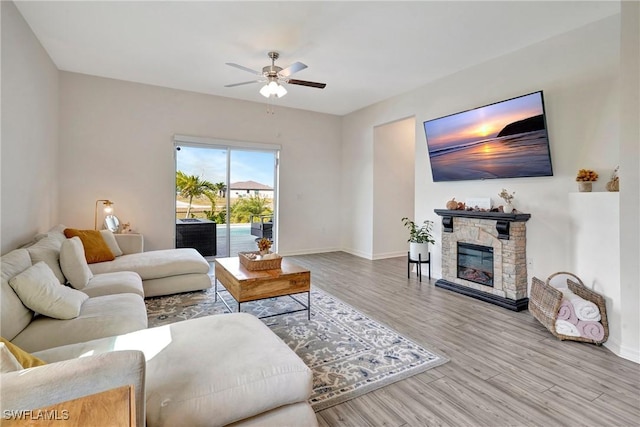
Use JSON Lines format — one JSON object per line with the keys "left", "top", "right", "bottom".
{"left": 560, "top": 288, "right": 601, "bottom": 322}
{"left": 555, "top": 319, "right": 581, "bottom": 337}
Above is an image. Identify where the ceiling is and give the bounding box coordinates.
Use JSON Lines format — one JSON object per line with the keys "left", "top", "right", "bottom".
{"left": 15, "top": 1, "right": 620, "bottom": 116}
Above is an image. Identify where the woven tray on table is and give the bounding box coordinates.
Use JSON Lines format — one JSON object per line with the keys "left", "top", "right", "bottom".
{"left": 529, "top": 272, "right": 608, "bottom": 345}
{"left": 238, "top": 251, "right": 282, "bottom": 271}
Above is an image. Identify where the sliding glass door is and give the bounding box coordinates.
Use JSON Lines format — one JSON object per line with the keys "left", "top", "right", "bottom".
{"left": 174, "top": 137, "right": 279, "bottom": 259}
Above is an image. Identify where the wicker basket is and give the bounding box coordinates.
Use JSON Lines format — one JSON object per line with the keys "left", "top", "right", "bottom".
{"left": 529, "top": 272, "right": 608, "bottom": 345}
{"left": 238, "top": 251, "right": 282, "bottom": 271}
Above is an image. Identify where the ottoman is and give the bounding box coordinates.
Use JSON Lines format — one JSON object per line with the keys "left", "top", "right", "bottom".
{"left": 33, "top": 314, "right": 317, "bottom": 426}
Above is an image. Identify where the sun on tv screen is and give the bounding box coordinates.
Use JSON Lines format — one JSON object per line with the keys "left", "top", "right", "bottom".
{"left": 424, "top": 91, "right": 553, "bottom": 182}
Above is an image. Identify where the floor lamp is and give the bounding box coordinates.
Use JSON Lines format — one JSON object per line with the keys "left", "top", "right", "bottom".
{"left": 94, "top": 199, "right": 114, "bottom": 230}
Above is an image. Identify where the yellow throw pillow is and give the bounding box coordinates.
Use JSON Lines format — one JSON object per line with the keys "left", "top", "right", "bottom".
{"left": 64, "top": 228, "right": 115, "bottom": 264}
{"left": 0, "top": 337, "right": 46, "bottom": 368}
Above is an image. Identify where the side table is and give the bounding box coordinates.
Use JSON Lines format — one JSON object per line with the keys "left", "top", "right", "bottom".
{"left": 407, "top": 251, "right": 431, "bottom": 282}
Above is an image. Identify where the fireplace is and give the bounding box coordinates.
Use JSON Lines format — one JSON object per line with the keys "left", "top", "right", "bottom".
{"left": 457, "top": 243, "right": 493, "bottom": 287}
{"left": 434, "top": 209, "right": 531, "bottom": 311}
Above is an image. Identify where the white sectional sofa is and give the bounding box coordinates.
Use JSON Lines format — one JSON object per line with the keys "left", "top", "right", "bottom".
{"left": 35, "top": 225, "right": 212, "bottom": 298}
{"left": 0, "top": 225, "right": 317, "bottom": 426}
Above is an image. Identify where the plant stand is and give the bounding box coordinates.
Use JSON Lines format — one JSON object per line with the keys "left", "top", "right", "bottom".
{"left": 407, "top": 251, "right": 431, "bottom": 282}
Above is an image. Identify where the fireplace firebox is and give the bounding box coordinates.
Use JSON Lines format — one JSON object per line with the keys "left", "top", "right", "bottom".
{"left": 457, "top": 243, "right": 494, "bottom": 286}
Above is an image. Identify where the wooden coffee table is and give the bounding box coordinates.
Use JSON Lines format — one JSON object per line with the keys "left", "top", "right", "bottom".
{"left": 214, "top": 257, "right": 311, "bottom": 320}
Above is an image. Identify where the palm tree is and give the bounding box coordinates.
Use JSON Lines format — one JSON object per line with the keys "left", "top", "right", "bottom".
{"left": 176, "top": 171, "right": 216, "bottom": 218}
{"left": 214, "top": 182, "right": 227, "bottom": 198}
{"left": 231, "top": 195, "right": 272, "bottom": 223}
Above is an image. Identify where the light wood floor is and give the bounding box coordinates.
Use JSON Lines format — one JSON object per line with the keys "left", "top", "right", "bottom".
{"left": 286, "top": 252, "right": 640, "bottom": 427}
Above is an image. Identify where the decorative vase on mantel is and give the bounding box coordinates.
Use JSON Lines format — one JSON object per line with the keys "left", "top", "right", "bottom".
{"left": 578, "top": 182, "right": 593, "bottom": 192}
{"left": 504, "top": 202, "right": 514, "bottom": 214}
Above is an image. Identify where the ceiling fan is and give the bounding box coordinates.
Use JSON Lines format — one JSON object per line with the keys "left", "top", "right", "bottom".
{"left": 225, "top": 51, "right": 326, "bottom": 98}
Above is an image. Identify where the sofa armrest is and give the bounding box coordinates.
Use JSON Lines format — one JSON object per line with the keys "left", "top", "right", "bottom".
{"left": 0, "top": 350, "right": 146, "bottom": 427}
{"left": 115, "top": 234, "right": 144, "bottom": 254}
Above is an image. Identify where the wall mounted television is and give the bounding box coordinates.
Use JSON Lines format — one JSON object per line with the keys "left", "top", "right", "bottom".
{"left": 424, "top": 91, "right": 553, "bottom": 182}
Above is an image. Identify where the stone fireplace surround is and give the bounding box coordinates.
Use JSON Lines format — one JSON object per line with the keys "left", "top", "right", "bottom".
{"left": 434, "top": 209, "right": 531, "bottom": 311}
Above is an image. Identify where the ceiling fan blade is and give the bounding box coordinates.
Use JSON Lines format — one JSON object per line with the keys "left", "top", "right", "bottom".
{"left": 226, "top": 63, "right": 262, "bottom": 76}
{"left": 287, "top": 79, "right": 327, "bottom": 89}
{"left": 224, "top": 80, "right": 263, "bottom": 88}
{"left": 279, "top": 62, "right": 307, "bottom": 77}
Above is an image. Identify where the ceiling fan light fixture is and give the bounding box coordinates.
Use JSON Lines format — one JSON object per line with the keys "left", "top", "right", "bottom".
{"left": 227, "top": 51, "right": 325, "bottom": 97}
{"left": 259, "top": 80, "right": 287, "bottom": 98}
{"left": 275, "top": 84, "right": 287, "bottom": 98}
{"left": 259, "top": 84, "right": 272, "bottom": 98}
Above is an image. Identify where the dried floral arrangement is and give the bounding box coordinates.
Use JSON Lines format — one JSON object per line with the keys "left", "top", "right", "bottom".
{"left": 256, "top": 238, "right": 272, "bottom": 252}
{"left": 576, "top": 169, "right": 598, "bottom": 182}
{"left": 498, "top": 189, "right": 515, "bottom": 205}
{"left": 606, "top": 166, "right": 619, "bottom": 192}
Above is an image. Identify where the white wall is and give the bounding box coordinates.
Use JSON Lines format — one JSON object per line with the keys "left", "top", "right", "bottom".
{"left": 569, "top": 193, "right": 621, "bottom": 355}
{"left": 343, "top": 16, "right": 620, "bottom": 272}
{"left": 341, "top": 16, "right": 639, "bottom": 360}
{"left": 372, "top": 117, "right": 415, "bottom": 259}
{"left": 58, "top": 73, "right": 342, "bottom": 254}
{"left": 0, "top": 1, "right": 59, "bottom": 254}
{"left": 618, "top": 1, "right": 640, "bottom": 363}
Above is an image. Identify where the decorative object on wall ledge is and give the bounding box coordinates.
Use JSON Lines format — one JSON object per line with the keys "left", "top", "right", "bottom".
{"left": 94, "top": 199, "right": 114, "bottom": 230}
{"left": 498, "top": 189, "right": 516, "bottom": 213}
{"left": 578, "top": 182, "right": 592, "bottom": 192}
{"left": 576, "top": 168, "right": 598, "bottom": 192}
{"left": 606, "top": 166, "right": 620, "bottom": 192}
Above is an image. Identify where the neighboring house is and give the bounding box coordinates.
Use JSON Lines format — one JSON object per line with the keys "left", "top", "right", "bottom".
{"left": 229, "top": 181, "right": 273, "bottom": 199}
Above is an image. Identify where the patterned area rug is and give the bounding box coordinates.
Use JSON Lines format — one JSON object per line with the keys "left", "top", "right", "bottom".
{"left": 145, "top": 284, "right": 448, "bottom": 411}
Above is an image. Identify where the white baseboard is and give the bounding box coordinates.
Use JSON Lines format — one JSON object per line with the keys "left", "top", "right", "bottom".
{"left": 372, "top": 251, "right": 407, "bottom": 260}
{"left": 341, "top": 248, "right": 373, "bottom": 260}
{"left": 604, "top": 339, "right": 640, "bottom": 364}
{"left": 277, "top": 247, "right": 341, "bottom": 257}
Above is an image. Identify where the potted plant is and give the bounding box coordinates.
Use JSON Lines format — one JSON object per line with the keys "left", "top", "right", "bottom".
{"left": 576, "top": 169, "right": 598, "bottom": 192}
{"left": 402, "top": 217, "right": 435, "bottom": 261}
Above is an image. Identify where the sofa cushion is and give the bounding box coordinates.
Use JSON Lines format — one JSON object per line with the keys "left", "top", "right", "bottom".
{"left": 34, "top": 224, "right": 67, "bottom": 243}
{"left": 26, "top": 235, "right": 65, "bottom": 284}
{"left": 60, "top": 237, "right": 94, "bottom": 289}
{"left": 100, "top": 230, "right": 123, "bottom": 257}
{"left": 82, "top": 271, "right": 144, "bottom": 298}
{"left": 88, "top": 248, "right": 209, "bottom": 280}
{"left": 9, "top": 262, "right": 88, "bottom": 320}
{"left": 1, "top": 249, "right": 35, "bottom": 341}
{"left": 63, "top": 228, "right": 115, "bottom": 264}
{"left": 10, "top": 293, "right": 148, "bottom": 353}
{"left": 0, "top": 337, "right": 46, "bottom": 369}
{"left": 33, "top": 314, "right": 313, "bottom": 427}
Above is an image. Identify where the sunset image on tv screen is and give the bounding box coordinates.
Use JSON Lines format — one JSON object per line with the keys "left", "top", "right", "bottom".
{"left": 424, "top": 92, "right": 553, "bottom": 182}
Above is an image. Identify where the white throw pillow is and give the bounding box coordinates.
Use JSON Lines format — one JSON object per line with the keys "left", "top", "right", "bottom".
{"left": 60, "top": 237, "right": 94, "bottom": 289}
{"left": 8, "top": 262, "right": 88, "bottom": 320}
{"left": 0, "top": 343, "right": 23, "bottom": 373}
{"left": 100, "top": 230, "right": 123, "bottom": 257}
